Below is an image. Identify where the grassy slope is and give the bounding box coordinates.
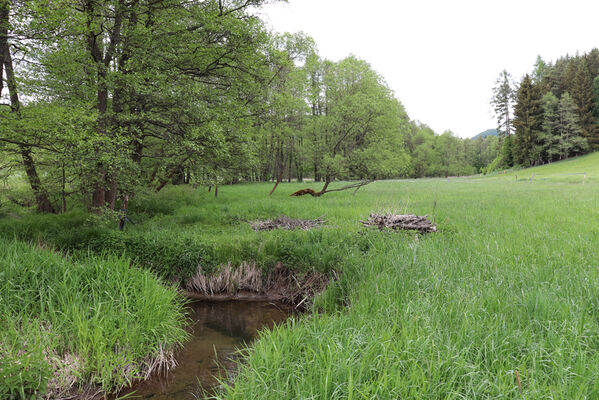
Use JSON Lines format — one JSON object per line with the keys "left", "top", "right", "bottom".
{"left": 479, "top": 152, "right": 599, "bottom": 183}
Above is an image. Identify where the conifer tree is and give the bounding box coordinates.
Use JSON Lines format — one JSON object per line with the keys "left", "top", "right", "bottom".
{"left": 592, "top": 76, "right": 599, "bottom": 125}
{"left": 557, "top": 93, "right": 588, "bottom": 159}
{"left": 532, "top": 55, "right": 547, "bottom": 84}
{"left": 571, "top": 59, "right": 599, "bottom": 149}
{"left": 491, "top": 69, "right": 516, "bottom": 137}
{"left": 540, "top": 92, "right": 560, "bottom": 161}
{"left": 586, "top": 48, "right": 599, "bottom": 78}
{"left": 513, "top": 75, "right": 543, "bottom": 166}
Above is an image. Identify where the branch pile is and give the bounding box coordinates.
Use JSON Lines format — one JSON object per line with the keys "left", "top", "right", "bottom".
{"left": 361, "top": 213, "right": 437, "bottom": 233}
{"left": 250, "top": 215, "right": 327, "bottom": 231}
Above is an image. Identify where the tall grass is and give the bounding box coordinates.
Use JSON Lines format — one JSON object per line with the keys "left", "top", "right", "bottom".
{"left": 0, "top": 239, "right": 188, "bottom": 398}
{"left": 213, "top": 178, "right": 599, "bottom": 398}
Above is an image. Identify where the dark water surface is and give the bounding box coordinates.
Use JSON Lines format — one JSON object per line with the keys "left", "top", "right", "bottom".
{"left": 113, "top": 301, "right": 291, "bottom": 399}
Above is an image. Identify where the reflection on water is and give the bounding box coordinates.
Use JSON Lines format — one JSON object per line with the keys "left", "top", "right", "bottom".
{"left": 113, "top": 301, "right": 290, "bottom": 399}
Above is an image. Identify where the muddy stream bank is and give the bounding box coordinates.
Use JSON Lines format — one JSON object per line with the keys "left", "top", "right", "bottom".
{"left": 111, "top": 300, "right": 292, "bottom": 399}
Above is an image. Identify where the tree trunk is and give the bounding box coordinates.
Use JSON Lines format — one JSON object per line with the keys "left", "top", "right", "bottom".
{"left": 1, "top": 9, "right": 55, "bottom": 213}
{"left": 20, "top": 146, "right": 56, "bottom": 213}
{"left": 156, "top": 155, "right": 191, "bottom": 192}
{"left": 86, "top": 0, "right": 124, "bottom": 211}
{"left": 268, "top": 163, "right": 286, "bottom": 196}
{"left": 104, "top": 177, "right": 118, "bottom": 210}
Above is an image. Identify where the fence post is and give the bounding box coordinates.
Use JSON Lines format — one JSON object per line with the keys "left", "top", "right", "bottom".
{"left": 529, "top": 174, "right": 534, "bottom": 183}
{"left": 583, "top": 172, "right": 587, "bottom": 185}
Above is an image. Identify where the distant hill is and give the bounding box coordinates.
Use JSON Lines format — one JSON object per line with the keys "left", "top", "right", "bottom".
{"left": 472, "top": 129, "right": 498, "bottom": 140}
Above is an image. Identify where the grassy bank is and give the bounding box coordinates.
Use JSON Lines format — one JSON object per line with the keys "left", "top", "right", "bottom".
{"left": 0, "top": 239, "right": 188, "bottom": 399}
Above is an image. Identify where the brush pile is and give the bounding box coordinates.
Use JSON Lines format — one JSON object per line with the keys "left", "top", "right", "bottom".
{"left": 361, "top": 213, "right": 437, "bottom": 233}
{"left": 250, "top": 215, "right": 326, "bottom": 231}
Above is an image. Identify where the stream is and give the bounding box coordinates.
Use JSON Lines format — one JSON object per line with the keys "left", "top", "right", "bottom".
{"left": 113, "top": 300, "right": 291, "bottom": 399}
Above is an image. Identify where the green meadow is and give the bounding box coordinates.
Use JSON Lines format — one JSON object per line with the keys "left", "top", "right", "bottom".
{"left": 2, "top": 153, "right": 599, "bottom": 398}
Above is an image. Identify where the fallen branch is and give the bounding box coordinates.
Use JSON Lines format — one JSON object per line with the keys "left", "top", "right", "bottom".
{"left": 290, "top": 180, "right": 373, "bottom": 197}
{"left": 361, "top": 213, "right": 437, "bottom": 233}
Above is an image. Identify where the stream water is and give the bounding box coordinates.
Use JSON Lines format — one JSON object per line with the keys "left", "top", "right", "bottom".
{"left": 113, "top": 300, "right": 291, "bottom": 399}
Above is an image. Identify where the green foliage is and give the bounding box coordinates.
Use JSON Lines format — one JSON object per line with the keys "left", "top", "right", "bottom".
{"left": 513, "top": 75, "right": 543, "bottom": 166}
{"left": 510, "top": 50, "right": 599, "bottom": 166}
{"left": 556, "top": 93, "right": 589, "bottom": 158}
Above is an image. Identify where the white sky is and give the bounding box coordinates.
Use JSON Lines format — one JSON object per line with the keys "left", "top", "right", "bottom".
{"left": 259, "top": 0, "right": 599, "bottom": 138}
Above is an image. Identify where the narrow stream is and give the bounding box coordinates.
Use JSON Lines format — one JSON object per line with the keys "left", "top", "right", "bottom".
{"left": 113, "top": 300, "right": 291, "bottom": 399}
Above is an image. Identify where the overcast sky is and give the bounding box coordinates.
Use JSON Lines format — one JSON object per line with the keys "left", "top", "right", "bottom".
{"left": 258, "top": 0, "right": 599, "bottom": 138}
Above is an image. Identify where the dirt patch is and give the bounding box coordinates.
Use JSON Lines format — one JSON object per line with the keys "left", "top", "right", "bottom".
{"left": 249, "top": 215, "right": 326, "bottom": 231}
{"left": 361, "top": 213, "right": 437, "bottom": 233}
{"left": 185, "top": 262, "right": 330, "bottom": 309}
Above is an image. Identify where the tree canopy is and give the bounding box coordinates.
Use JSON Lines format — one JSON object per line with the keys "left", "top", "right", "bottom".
{"left": 0, "top": 0, "right": 500, "bottom": 212}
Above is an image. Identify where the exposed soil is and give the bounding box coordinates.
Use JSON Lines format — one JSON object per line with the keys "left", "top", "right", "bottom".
{"left": 185, "top": 262, "right": 330, "bottom": 310}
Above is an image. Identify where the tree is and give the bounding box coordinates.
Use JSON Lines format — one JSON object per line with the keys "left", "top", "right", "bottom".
{"left": 0, "top": 0, "right": 56, "bottom": 213}
{"left": 592, "top": 76, "right": 599, "bottom": 128}
{"left": 556, "top": 93, "right": 588, "bottom": 159}
{"left": 532, "top": 55, "right": 547, "bottom": 84}
{"left": 291, "top": 55, "right": 410, "bottom": 195}
{"left": 491, "top": 69, "right": 516, "bottom": 137}
{"left": 540, "top": 92, "right": 561, "bottom": 161}
{"left": 12, "top": 0, "right": 279, "bottom": 210}
{"left": 513, "top": 75, "right": 543, "bottom": 166}
{"left": 571, "top": 59, "right": 599, "bottom": 149}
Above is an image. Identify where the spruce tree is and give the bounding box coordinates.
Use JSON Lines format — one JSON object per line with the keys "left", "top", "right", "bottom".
{"left": 557, "top": 93, "right": 588, "bottom": 159}
{"left": 586, "top": 48, "right": 599, "bottom": 78}
{"left": 513, "top": 75, "right": 543, "bottom": 166}
{"left": 592, "top": 76, "right": 599, "bottom": 126}
{"left": 532, "top": 55, "right": 547, "bottom": 84}
{"left": 571, "top": 59, "right": 599, "bottom": 149}
{"left": 540, "top": 92, "right": 560, "bottom": 161}
{"left": 491, "top": 69, "right": 516, "bottom": 137}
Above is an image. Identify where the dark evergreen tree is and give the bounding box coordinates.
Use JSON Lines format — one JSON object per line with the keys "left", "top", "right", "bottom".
{"left": 592, "top": 76, "right": 599, "bottom": 126}
{"left": 513, "top": 75, "right": 543, "bottom": 166}
{"left": 571, "top": 59, "right": 599, "bottom": 149}
{"left": 585, "top": 48, "right": 599, "bottom": 78}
